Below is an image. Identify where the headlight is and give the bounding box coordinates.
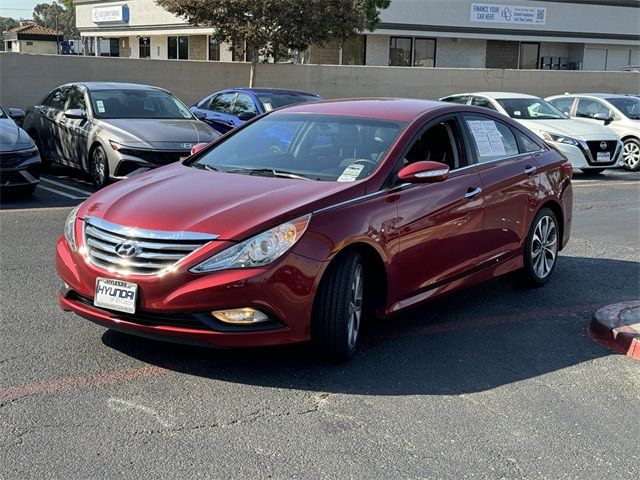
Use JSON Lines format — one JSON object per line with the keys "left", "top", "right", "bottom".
{"left": 539, "top": 131, "right": 579, "bottom": 146}
{"left": 190, "top": 215, "right": 311, "bottom": 273}
{"left": 64, "top": 205, "right": 81, "bottom": 251}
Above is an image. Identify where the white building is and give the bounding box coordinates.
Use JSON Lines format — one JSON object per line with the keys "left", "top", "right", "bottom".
{"left": 75, "top": 0, "right": 640, "bottom": 70}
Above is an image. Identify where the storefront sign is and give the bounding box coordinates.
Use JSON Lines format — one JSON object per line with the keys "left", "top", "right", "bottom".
{"left": 92, "top": 5, "right": 130, "bottom": 24}
{"left": 470, "top": 3, "right": 546, "bottom": 25}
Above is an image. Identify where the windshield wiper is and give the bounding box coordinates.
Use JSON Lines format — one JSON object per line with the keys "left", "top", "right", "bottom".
{"left": 193, "top": 163, "right": 219, "bottom": 173}
{"left": 225, "top": 167, "right": 312, "bottom": 181}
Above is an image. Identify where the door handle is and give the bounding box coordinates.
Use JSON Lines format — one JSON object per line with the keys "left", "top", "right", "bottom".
{"left": 464, "top": 186, "right": 482, "bottom": 199}
{"left": 524, "top": 165, "right": 537, "bottom": 175}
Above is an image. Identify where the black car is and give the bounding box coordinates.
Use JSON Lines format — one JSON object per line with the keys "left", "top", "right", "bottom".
{"left": 0, "top": 106, "right": 41, "bottom": 195}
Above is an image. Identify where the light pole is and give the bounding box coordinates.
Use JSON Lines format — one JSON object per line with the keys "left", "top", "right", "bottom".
{"left": 55, "top": 16, "right": 60, "bottom": 54}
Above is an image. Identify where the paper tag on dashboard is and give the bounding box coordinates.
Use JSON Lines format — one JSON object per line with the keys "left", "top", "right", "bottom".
{"left": 96, "top": 100, "right": 105, "bottom": 113}
{"left": 337, "top": 163, "right": 365, "bottom": 182}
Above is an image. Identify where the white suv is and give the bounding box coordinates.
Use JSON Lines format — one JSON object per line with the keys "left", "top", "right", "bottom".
{"left": 440, "top": 92, "right": 624, "bottom": 174}
{"left": 546, "top": 93, "right": 640, "bottom": 171}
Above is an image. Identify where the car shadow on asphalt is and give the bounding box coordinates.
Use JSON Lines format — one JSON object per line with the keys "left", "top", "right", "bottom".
{"left": 102, "top": 255, "right": 639, "bottom": 396}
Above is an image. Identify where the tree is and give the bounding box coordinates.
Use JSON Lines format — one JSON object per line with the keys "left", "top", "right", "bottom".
{"left": 33, "top": 1, "right": 79, "bottom": 39}
{"left": 155, "top": 0, "right": 391, "bottom": 87}
{"left": 0, "top": 17, "right": 19, "bottom": 51}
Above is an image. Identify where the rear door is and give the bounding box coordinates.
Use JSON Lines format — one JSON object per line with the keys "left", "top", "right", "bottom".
{"left": 461, "top": 113, "right": 544, "bottom": 268}
{"left": 42, "top": 87, "right": 71, "bottom": 163}
{"left": 231, "top": 92, "right": 260, "bottom": 126}
{"left": 391, "top": 115, "right": 485, "bottom": 305}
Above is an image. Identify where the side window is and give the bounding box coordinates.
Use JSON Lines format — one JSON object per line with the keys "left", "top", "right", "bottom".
{"left": 66, "top": 87, "right": 87, "bottom": 111}
{"left": 49, "top": 87, "right": 70, "bottom": 110}
{"left": 514, "top": 129, "right": 543, "bottom": 153}
{"left": 549, "top": 98, "right": 574, "bottom": 115}
{"left": 576, "top": 99, "right": 612, "bottom": 119}
{"left": 463, "top": 114, "right": 519, "bottom": 163}
{"left": 208, "top": 93, "right": 236, "bottom": 113}
{"left": 233, "top": 93, "right": 258, "bottom": 116}
{"left": 403, "top": 118, "right": 463, "bottom": 170}
{"left": 442, "top": 95, "right": 470, "bottom": 105}
{"left": 471, "top": 97, "right": 498, "bottom": 111}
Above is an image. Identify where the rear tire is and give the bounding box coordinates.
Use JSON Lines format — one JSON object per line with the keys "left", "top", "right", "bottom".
{"left": 622, "top": 138, "right": 640, "bottom": 171}
{"left": 516, "top": 208, "right": 559, "bottom": 287}
{"left": 311, "top": 251, "right": 364, "bottom": 362}
{"left": 90, "top": 145, "right": 110, "bottom": 188}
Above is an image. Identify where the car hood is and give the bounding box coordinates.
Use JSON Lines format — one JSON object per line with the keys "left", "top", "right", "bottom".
{"left": 0, "top": 118, "right": 35, "bottom": 152}
{"left": 517, "top": 119, "right": 620, "bottom": 141}
{"left": 79, "top": 162, "right": 363, "bottom": 241}
{"left": 97, "top": 119, "right": 219, "bottom": 149}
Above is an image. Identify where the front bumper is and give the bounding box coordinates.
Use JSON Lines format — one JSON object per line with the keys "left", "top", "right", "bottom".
{"left": 56, "top": 236, "right": 324, "bottom": 348}
{"left": 551, "top": 140, "right": 624, "bottom": 170}
{"left": 0, "top": 154, "right": 41, "bottom": 187}
{"left": 108, "top": 148, "right": 191, "bottom": 180}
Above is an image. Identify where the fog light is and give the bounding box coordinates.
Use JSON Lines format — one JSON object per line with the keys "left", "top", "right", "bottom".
{"left": 211, "top": 308, "right": 269, "bottom": 324}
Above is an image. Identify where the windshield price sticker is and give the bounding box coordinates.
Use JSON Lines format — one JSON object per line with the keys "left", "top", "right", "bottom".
{"left": 467, "top": 120, "right": 506, "bottom": 157}
{"left": 337, "top": 163, "right": 365, "bottom": 182}
{"left": 96, "top": 100, "right": 105, "bottom": 113}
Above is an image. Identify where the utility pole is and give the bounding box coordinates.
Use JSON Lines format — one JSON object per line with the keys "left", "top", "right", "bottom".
{"left": 55, "top": 16, "right": 60, "bottom": 54}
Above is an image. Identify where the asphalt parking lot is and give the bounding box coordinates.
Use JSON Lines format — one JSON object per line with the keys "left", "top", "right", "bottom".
{"left": 1, "top": 169, "right": 639, "bottom": 479}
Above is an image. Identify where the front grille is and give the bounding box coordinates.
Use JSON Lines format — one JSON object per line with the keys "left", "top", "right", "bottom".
{"left": 119, "top": 148, "right": 189, "bottom": 166}
{"left": 82, "top": 216, "right": 217, "bottom": 275}
{"left": 0, "top": 149, "right": 38, "bottom": 168}
{"left": 586, "top": 141, "right": 618, "bottom": 165}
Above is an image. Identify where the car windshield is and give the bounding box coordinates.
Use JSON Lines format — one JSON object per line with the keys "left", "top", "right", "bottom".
{"left": 88, "top": 89, "right": 194, "bottom": 120}
{"left": 496, "top": 98, "right": 568, "bottom": 120}
{"left": 191, "top": 113, "right": 404, "bottom": 182}
{"left": 257, "top": 94, "right": 321, "bottom": 112}
{"left": 606, "top": 97, "right": 640, "bottom": 119}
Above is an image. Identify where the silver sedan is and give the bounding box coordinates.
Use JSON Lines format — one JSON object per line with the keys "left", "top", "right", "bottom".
{"left": 22, "top": 82, "right": 220, "bottom": 187}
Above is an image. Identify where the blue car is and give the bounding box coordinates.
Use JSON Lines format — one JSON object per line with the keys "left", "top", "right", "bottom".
{"left": 190, "top": 88, "right": 322, "bottom": 134}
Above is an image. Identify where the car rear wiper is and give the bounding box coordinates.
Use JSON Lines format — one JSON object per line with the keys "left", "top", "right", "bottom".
{"left": 225, "top": 167, "right": 312, "bottom": 181}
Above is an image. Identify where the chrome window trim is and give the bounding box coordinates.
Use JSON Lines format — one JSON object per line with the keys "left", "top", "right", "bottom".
{"left": 83, "top": 215, "right": 219, "bottom": 241}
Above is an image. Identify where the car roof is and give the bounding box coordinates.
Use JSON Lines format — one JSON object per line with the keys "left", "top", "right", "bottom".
{"left": 272, "top": 98, "right": 452, "bottom": 122}
{"left": 549, "top": 93, "right": 633, "bottom": 99}
{"left": 73, "top": 82, "right": 167, "bottom": 91}
{"left": 224, "top": 87, "right": 320, "bottom": 97}
{"left": 449, "top": 91, "right": 542, "bottom": 100}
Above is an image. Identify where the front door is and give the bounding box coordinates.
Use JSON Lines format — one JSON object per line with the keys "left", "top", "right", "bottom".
{"left": 60, "top": 86, "right": 90, "bottom": 170}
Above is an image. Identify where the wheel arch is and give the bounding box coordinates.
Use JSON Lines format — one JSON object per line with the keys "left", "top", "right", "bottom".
{"left": 537, "top": 199, "right": 565, "bottom": 251}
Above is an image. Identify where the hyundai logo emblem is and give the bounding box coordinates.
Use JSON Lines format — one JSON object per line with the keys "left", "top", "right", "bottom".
{"left": 600, "top": 141, "right": 607, "bottom": 150}
{"left": 180, "top": 143, "right": 194, "bottom": 149}
{"left": 114, "top": 241, "right": 140, "bottom": 259}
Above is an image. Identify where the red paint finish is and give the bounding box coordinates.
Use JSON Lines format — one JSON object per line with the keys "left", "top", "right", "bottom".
{"left": 56, "top": 99, "right": 572, "bottom": 348}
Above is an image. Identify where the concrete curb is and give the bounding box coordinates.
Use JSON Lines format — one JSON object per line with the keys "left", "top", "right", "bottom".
{"left": 589, "top": 301, "right": 640, "bottom": 360}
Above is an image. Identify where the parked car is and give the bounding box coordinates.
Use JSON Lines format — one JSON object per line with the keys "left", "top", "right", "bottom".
{"left": 22, "top": 82, "right": 220, "bottom": 187}
{"left": 440, "top": 92, "right": 624, "bottom": 174}
{"left": 0, "top": 105, "right": 41, "bottom": 195}
{"left": 190, "top": 88, "right": 321, "bottom": 134}
{"left": 56, "top": 98, "right": 573, "bottom": 360}
{"left": 546, "top": 93, "right": 640, "bottom": 171}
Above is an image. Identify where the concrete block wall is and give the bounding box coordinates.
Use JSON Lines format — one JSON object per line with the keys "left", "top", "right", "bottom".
{"left": 1, "top": 52, "right": 638, "bottom": 110}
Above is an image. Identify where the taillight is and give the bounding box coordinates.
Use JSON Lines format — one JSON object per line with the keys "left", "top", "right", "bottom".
{"left": 561, "top": 162, "right": 573, "bottom": 179}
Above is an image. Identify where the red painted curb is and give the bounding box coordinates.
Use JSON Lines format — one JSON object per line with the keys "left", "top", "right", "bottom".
{"left": 589, "top": 301, "right": 640, "bottom": 360}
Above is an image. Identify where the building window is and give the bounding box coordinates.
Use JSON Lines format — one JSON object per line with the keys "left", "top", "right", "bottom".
{"left": 389, "top": 37, "right": 412, "bottom": 66}
{"left": 168, "top": 36, "right": 188, "bottom": 60}
{"left": 342, "top": 35, "right": 366, "bottom": 65}
{"left": 208, "top": 37, "right": 220, "bottom": 61}
{"left": 519, "top": 42, "right": 540, "bottom": 69}
{"left": 26, "top": 41, "right": 33, "bottom": 46}
{"left": 414, "top": 38, "right": 436, "bottom": 67}
{"left": 139, "top": 37, "right": 150, "bottom": 58}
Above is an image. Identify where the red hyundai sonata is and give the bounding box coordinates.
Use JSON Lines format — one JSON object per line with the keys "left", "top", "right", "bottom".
{"left": 57, "top": 98, "right": 573, "bottom": 360}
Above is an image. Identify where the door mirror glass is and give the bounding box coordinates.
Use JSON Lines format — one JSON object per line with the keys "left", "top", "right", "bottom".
{"left": 64, "top": 108, "right": 87, "bottom": 120}
{"left": 237, "top": 110, "right": 257, "bottom": 121}
{"left": 398, "top": 161, "right": 449, "bottom": 183}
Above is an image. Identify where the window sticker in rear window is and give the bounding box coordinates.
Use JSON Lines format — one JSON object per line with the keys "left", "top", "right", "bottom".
{"left": 467, "top": 120, "right": 506, "bottom": 157}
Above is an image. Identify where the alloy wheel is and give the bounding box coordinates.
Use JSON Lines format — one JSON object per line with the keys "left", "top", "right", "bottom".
{"left": 347, "top": 264, "right": 363, "bottom": 349}
{"left": 92, "top": 148, "right": 107, "bottom": 186}
{"left": 623, "top": 140, "right": 640, "bottom": 170}
{"left": 531, "top": 215, "right": 558, "bottom": 279}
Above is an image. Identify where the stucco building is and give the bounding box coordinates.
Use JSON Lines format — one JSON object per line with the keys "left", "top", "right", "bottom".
{"left": 3, "top": 22, "right": 61, "bottom": 55}
{"left": 75, "top": 0, "right": 640, "bottom": 70}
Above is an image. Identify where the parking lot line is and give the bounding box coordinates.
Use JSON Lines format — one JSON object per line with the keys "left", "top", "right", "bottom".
{"left": 41, "top": 177, "right": 95, "bottom": 195}
{"left": 572, "top": 181, "right": 639, "bottom": 188}
{"left": 38, "top": 185, "right": 88, "bottom": 200}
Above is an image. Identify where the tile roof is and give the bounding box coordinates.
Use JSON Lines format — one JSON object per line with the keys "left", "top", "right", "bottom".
{"left": 3, "top": 24, "right": 61, "bottom": 36}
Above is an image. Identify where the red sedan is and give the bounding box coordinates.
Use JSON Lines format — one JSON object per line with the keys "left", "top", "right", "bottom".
{"left": 56, "top": 98, "right": 573, "bottom": 360}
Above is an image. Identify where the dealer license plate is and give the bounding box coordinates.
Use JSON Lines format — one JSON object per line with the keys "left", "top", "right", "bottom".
{"left": 596, "top": 152, "right": 610, "bottom": 162}
{"left": 94, "top": 278, "right": 138, "bottom": 314}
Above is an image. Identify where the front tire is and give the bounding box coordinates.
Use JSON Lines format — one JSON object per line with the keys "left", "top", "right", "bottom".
{"left": 90, "top": 145, "right": 109, "bottom": 188}
{"left": 517, "top": 208, "right": 559, "bottom": 287}
{"left": 311, "top": 251, "right": 364, "bottom": 361}
{"left": 581, "top": 168, "right": 604, "bottom": 175}
{"left": 622, "top": 138, "right": 640, "bottom": 171}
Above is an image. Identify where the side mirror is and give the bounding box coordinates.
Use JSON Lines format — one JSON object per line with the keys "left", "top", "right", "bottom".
{"left": 398, "top": 161, "right": 449, "bottom": 183}
{"left": 64, "top": 108, "right": 87, "bottom": 120}
{"left": 190, "top": 143, "right": 209, "bottom": 156}
{"left": 8, "top": 108, "right": 25, "bottom": 122}
{"left": 193, "top": 110, "right": 206, "bottom": 120}
{"left": 592, "top": 112, "right": 613, "bottom": 125}
{"left": 237, "top": 111, "right": 257, "bottom": 121}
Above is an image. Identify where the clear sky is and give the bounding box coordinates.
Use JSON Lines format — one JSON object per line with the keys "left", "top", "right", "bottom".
{"left": 0, "top": 0, "right": 42, "bottom": 20}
